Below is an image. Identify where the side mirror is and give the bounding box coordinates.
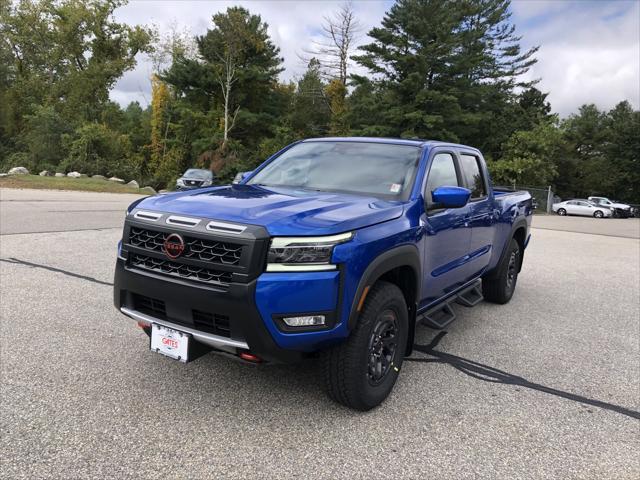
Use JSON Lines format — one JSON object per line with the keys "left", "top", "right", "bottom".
{"left": 431, "top": 186, "right": 471, "bottom": 209}
{"left": 232, "top": 171, "right": 253, "bottom": 184}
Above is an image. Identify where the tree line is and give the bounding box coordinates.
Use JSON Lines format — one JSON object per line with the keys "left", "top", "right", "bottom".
{"left": 1, "top": 0, "right": 638, "bottom": 202}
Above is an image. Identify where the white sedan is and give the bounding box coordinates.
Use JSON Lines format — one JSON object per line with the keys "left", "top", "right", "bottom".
{"left": 552, "top": 199, "right": 613, "bottom": 218}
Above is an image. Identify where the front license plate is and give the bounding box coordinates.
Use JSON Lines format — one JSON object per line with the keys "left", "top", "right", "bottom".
{"left": 150, "top": 324, "right": 189, "bottom": 362}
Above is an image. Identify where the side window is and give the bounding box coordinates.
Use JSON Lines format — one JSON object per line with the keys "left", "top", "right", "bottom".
{"left": 459, "top": 154, "right": 487, "bottom": 199}
{"left": 425, "top": 153, "right": 460, "bottom": 208}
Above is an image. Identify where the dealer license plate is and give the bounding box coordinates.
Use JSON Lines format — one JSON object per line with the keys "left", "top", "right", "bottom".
{"left": 150, "top": 324, "right": 189, "bottom": 362}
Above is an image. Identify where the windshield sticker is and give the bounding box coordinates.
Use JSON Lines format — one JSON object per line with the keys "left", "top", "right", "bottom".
{"left": 390, "top": 183, "right": 402, "bottom": 193}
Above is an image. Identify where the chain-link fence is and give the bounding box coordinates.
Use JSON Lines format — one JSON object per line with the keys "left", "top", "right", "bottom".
{"left": 495, "top": 184, "right": 558, "bottom": 213}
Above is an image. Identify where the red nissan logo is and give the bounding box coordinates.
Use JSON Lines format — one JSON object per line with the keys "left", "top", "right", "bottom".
{"left": 163, "top": 233, "right": 185, "bottom": 259}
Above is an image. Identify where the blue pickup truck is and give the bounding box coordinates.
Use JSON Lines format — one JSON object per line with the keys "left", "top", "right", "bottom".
{"left": 114, "top": 138, "right": 532, "bottom": 410}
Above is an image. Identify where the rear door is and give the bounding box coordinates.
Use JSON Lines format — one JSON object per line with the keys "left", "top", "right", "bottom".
{"left": 457, "top": 150, "right": 494, "bottom": 278}
{"left": 420, "top": 149, "right": 472, "bottom": 307}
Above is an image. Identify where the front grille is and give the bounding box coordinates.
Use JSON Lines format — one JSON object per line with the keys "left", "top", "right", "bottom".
{"left": 129, "top": 227, "right": 243, "bottom": 266}
{"left": 133, "top": 293, "right": 167, "bottom": 318}
{"left": 129, "top": 253, "right": 232, "bottom": 286}
{"left": 192, "top": 309, "right": 231, "bottom": 337}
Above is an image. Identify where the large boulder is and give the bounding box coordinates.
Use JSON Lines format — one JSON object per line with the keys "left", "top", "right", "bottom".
{"left": 39, "top": 170, "right": 53, "bottom": 177}
{"left": 109, "top": 177, "right": 125, "bottom": 184}
{"left": 92, "top": 174, "right": 106, "bottom": 180}
{"left": 8, "top": 167, "right": 29, "bottom": 175}
{"left": 126, "top": 180, "right": 139, "bottom": 188}
{"left": 140, "top": 186, "right": 156, "bottom": 195}
{"left": 67, "top": 171, "right": 83, "bottom": 178}
{"left": 0, "top": 173, "right": 8, "bottom": 178}
{"left": 55, "top": 172, "right": 66, "bottom": 177}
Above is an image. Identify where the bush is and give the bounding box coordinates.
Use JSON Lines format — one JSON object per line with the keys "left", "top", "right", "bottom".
{"left": 61, "top": 123, "right": 137, "bottom": 179}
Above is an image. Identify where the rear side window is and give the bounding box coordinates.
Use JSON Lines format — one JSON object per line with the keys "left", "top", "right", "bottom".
{"left": 459, "top": 154, "right": 487, "bottom": 199}
{"left": 425, "top": 153, "right": 460, "bottom": 208}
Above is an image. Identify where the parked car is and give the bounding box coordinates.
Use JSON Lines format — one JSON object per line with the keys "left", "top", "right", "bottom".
{"left": 176, "top": 169, "right": 214, "bottom": 190}
{"left": 115, "top": 138, "right": 532, "bottom": 410}
{"left": 552, "top": 199, "right": 612, "bottom": 218}
{"left": 588, "top": 196, "right": 633, "bottom": 218}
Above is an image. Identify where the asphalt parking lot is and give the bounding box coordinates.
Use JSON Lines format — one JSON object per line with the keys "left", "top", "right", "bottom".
{"left": 1, "top": 188, "right": 639, "bottom": 479}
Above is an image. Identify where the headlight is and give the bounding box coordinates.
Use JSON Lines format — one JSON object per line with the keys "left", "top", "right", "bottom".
{"left": 266, "top": 232, "right": 353, "bottom": 272}
{"left": 176, "top": 178, "right": 185, "bottom": 186}
{"left": 202, "top": 180, "right": 212, "bottom": 187}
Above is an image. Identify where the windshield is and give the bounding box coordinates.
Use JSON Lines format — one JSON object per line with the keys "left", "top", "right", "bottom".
{"left": 247, "top": 141, "right": 422, "bottom": 200}
{"left": 184, "top": 169, "right": 212, "bottom": 179}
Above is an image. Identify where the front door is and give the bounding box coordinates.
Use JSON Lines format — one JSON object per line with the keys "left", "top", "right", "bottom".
{"left": 420, "top": 150, "right": 472, "bottom": 308}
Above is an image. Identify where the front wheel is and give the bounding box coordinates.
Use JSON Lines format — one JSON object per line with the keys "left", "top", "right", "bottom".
{"left": 557, "top": 208, "right": 566, "bottom": 216}
{"left": 594, "top": 210, "right": 604, "bottom": 218}
{"left": 322, "top": 281, "right": 408, "bottom": 411}
{"left": 483, "top": 238, "right": 521, "bottom": 304}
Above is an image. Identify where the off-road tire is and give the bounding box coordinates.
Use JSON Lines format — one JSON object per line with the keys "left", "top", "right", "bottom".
{"left": 483, "top": 238, "right": 521, "bottom": 304}
{"left": 322, "top": 281, "right": 408, "bottom": 411}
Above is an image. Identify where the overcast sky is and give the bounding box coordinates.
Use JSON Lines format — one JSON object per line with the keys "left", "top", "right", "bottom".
{"left": 111, "top": 0, "right": 640, "bottom": 117}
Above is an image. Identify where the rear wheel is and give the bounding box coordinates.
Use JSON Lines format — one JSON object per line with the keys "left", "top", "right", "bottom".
{"left": 557, "top": 208, "right": 566, "bottom": 216}
{"left": 593, "top": 210, "right": 604, "bottom": 218}
{"left": 322, "top": 281, "right": 408, "bottom": 411}
{"left": 483, "top": 238, "right": 521, "bottom": 304}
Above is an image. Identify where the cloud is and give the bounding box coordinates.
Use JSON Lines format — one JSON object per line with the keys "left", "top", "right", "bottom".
{"left": 111, "top": 0, "right": 389, "bottom": 106}
{"left": 511, "top": 0, "right": 639, "bottom": 116}
{"left": 110, "top": 0, "right": 639, "bottom": 117}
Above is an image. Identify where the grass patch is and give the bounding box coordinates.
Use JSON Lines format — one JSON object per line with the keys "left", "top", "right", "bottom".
{"left": 0, "top": 174, "right": 149, "bottom": 194}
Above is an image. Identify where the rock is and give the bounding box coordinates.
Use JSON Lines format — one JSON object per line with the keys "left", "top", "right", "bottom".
{"left": 55, "top": 172, "right": 66, "bottom": 177}
{"left": 0, "top": 173, "right": 8, "bottom": 178}
{"left": 126, "top": 180, "right": 139, "bottom": 188}
{"left": 140, "top": 186, "right": 156, "bottom": 194}
{"left": 109, "top": 177, "right": 125, "bottom": 184}
{"left": 92, "top": 175, "right": 106, "bottom": 180}
{"left": 67, "top": 171, "right": 82, "bottom": 178}
{"left": 158, "top": 189, "right": 169, "bottom": 194}
{"left": 39, "top": 170, "right": 53, "bottom": 177}
{"left": 8, "top": 167, "right": 29, "bottom": 175}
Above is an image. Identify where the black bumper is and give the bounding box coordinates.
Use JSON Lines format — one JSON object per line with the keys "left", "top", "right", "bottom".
{"left": 114, "top": 258, "right": 305, "bottom": 363}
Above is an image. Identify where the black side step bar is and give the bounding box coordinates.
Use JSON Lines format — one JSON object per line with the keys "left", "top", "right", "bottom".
{"left": 456, "top": 283, "right": 484, "bottom": 307}
{"left": 419, "top": 280, "right": 483, "bottom": 330}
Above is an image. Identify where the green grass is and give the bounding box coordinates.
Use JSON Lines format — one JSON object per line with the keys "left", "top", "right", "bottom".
{"left": 0, "top": 174, "right": 150, "bottom": 194}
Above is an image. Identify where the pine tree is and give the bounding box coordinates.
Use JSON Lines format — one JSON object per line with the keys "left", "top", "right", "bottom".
{"left": 351, "top": 0, "right": 538, "bottom": 146}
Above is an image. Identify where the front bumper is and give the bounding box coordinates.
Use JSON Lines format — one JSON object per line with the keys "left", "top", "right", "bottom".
{"left": 114, "top": 258, "right": 345, "bottom": 363}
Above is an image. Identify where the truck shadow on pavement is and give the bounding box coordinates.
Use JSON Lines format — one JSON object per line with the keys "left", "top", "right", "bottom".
{"left": 2, "top": 256, "right": 638, "bottom": 420}
{"left": 408, "top": 331, "right": 640, "bottom": 420}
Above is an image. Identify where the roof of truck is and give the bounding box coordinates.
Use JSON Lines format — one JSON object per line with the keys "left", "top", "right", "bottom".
{"left": 302, "top": 137, "right": 479, "bottom": 150}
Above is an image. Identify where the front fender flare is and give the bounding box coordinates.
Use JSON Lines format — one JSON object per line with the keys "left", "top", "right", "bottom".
{"left": 347, "top": 244, "right": 421, "bottom": 330}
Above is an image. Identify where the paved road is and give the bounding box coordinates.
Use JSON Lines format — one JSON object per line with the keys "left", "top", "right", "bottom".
{"left": 1, "top": 189, "right": 639, "bottom": 479}
{"left": 532, "top": 214, "right": 640, "bottom": 239}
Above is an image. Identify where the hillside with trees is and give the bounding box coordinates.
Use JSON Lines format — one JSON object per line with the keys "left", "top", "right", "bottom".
{"left": 1, "top": 0, "right": 638, "bottom": 202}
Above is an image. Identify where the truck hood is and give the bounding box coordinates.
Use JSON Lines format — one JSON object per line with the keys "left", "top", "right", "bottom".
{"left": 136, "top": 185, "right": 405, "bottom": 236}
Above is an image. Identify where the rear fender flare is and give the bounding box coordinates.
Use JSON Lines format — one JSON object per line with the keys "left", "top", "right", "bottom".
{"left": 487, "top": 216, "right": 528, "bottom": 279}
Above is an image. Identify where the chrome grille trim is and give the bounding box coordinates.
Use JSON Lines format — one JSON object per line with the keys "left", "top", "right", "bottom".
{"left": 206, "top": 220, "right": 247, "bottom": 234}
{"left": 166, "top": 215, "right": 200, "bottom": 227}
{"left": 133, "top": 211, "right": 162, "bottom": 221}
